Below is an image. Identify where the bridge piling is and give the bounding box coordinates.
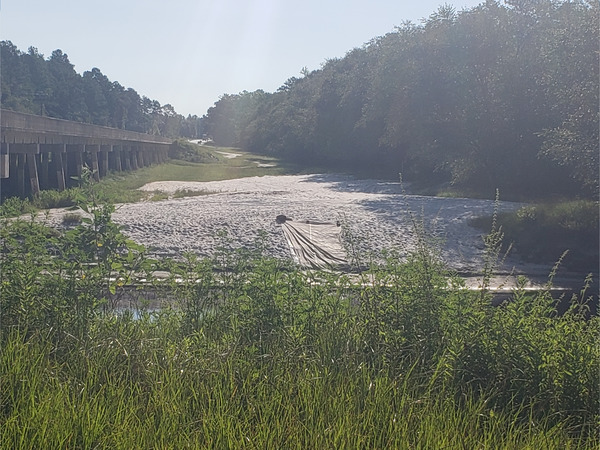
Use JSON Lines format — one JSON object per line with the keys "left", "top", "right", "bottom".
{"left": 130, "top": 149, "right": 138, "bottom": 171}
{"left": 27, "top": 153, "right": 40, "bottom": 196}
{"left": 55, "top": 148, "right": 66, "bottom": 191}
{"left": 112, "top": 146, "right": 122, "bottom": 172}
{"left": 39, "top": 152, "right": 49, "bottom": 189}
{"left": 0, "top": 144, "right": 8, "bottom": 178}
{"left": 123, "top": 148, "right": 131, "bottom": 171}
{"left": 99, "top": 145, "right": 110, "bottom": 177}
{"left": 137, "top": 147, "right": 144, "bottom": 168}
{"left": 86, "top": 145, "right": 101, "bottom": 182}
{"left": 73, "top": 148, "right": 83, "bottom": 184}
{"left": 16, "top": 154, "right": 25, "bottom": 197}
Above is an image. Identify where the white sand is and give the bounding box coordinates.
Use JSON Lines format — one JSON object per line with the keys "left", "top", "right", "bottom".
{"left": 100, "top": 173, "right": 545, "bottom": 277}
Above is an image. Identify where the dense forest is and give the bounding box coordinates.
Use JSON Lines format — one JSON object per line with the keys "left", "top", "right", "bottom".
{"left": 0, "top": 42, "right": 202, "bottom": 139}
{"left": 1, "top": 1, "right": 597, "bottom": 200}
{"left": 202, "top": 0, "right": 598, "bottom": 199}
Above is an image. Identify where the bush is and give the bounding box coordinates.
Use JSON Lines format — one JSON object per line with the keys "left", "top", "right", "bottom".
{"left": 0, "top": 195, "right": 598, "bottom": 447}
{"left": 471, "top": 200, "right": 599, "bottom": 273}
{"left": 32, "top": 188, "right": 80, "bottom": 209}
{"left": 169, "top": 139, "right": 216, "bottom": 163}
{"left": 62, "top": 212, "right": 83, "bottom": 225}
{"left": 0, "top": 196, "right": 34, "bottom": 217}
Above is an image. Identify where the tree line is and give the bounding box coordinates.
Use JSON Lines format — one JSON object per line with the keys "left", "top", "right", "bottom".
{"left": 202, "top": 0, "right": 598, "bottom": 199}
{"left": 0, "top": 41, "right": 202, "bottom": 138}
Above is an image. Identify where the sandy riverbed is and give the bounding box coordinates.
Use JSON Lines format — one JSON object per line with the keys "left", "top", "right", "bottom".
{"left": 107, "top": 173, "right": 545, "bottom": 276}
{"left": 33, "top": 173, "right": 543, "bottom": 275}
{"left": 28, "top": 172, "right": 592, "bottom": 292}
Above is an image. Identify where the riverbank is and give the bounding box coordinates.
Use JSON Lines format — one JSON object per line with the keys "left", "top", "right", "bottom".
{"left": 39, "top": 172, "right": 581, "bottom": 282}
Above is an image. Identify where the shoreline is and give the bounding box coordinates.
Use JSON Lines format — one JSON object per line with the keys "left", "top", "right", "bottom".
{"left": 32, "top": 173, "right": 592, "bottom": 289}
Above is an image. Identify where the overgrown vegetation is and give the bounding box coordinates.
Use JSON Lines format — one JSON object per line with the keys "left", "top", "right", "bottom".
{"left": 0, "top": 188, "right": 84, "bottom": 217}
{"left": 1, "top": 192, "right": 598, "bottom": 448}
{"left": 168, "top": 139, "right": 216, "bottom": 163}
{"left": 471, "top": 200, "right": 599, "bottom": 273}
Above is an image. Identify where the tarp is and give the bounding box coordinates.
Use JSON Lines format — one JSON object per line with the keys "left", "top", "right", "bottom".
{"left": 280, "top": 219, "right": 349, "bottom": 270}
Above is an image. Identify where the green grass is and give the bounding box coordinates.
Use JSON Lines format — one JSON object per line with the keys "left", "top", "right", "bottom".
{"left": 87, "top": 147, "right": 298, "bottom": 204}
{"left": 0, "top": 202, "right": 598, "bottom": 448}
{"left": 3, "top": 323, "right": 589, "bottom": 448}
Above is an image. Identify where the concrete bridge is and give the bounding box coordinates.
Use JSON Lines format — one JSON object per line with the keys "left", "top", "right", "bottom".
{"left": 0, "top": 109, "right": 173, "bottom": 198}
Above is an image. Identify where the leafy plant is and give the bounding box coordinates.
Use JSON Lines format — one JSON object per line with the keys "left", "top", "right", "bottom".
{"left": 471, "top": 200, "right": 599, "bottom": 273}
{"left": 0, "top": 190, "right": 598, "bottom": 447}
{"left": 169, "top": 139, "right": 217, "bottom": 163}
{"left": 0, "top": 196, "right": 34, "bottom": 217}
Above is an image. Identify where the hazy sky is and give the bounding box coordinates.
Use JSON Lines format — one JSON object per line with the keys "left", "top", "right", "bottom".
{"left": 1, "top": 0, "right": 484, "bottom": 117}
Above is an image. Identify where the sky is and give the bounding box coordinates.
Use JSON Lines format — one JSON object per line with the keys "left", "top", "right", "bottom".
{"left": 1, "top": 0, "right": 485, "bottom": 117}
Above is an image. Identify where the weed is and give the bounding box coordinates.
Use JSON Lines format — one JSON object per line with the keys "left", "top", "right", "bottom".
{"left": 471, "top": 199, "right": 599, "bottom": 273}
{"left": 62, "top": 212, "right": 83, "bottom": 225}
{"left": 0, "top": 196, "right": 34, "bottom": 217}
{"left": 0, "top": 193, "right": 598, "bottom": 448}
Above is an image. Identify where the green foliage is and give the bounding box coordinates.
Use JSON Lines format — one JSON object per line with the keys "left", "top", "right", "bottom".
{"left": 169, "top": 139, "right": 216, "bottom": 163}
{"left": 61, "top": 212, "right": 83, "bottom": 225}
{"left": 0, "top": 194, "right": 598, "bottom": 447}
{"left": 472, "top": 200, "right": 599, "bottom": 272}
{"left": 0, "top": 196, "right": 35, "bottom": 217}
{"left": 31, "top": 187, "right": 80, "bottom": 209}
{"left": 0, "top": 181, "right": 152, "bottom": 345}
{"left": 202, "top": 1, "right": 597, "bottom": 199}
{"left": 0, "top": 41, "right": 203, "bottom": 138}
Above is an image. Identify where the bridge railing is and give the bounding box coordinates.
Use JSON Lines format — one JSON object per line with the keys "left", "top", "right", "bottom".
{"left": 1, "top": 109, "right": 173, "bottom": 145}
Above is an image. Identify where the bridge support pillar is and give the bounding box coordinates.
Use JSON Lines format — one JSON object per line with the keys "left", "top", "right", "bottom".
{"left": 112, "top": 146, "right": 122, "bottom": 172}
{"left": 9, "top": 153, "right": 18, "bottom": 194}
{"left": 39, "top": 152, "right": 50, "bottom": 190}
{"left": 56, "top": 152, "right": 66, "bottom": 191}
{"left": 11, "top": 144, "right": 40, "bottom": 197}
{"left": 53, "top": 145, "right": 67, "bottom": 191}
{"left": 122, "top": 148, "right": 131, "bottom": 171}
{"left": 17, "top": 154, "right": 25, "bottom": 197}
{"left": 27, "top": 153, "right": 40, "bottom": 196}
{"left": 74, "top": 150, "right": 83, "bottom": 184}
{"left": 99, "top": 145, "right": 110, "bottom": 177}
{"left": 137, "top": 148, "right": 144, "bottom": 168}
{"left": 85, "top": 145, "right": 101, "bottom": 182}
{"left": 130, "top": 149, "right": 138, "bottom": 171}
{"left": 0, "top": 144, "right": 9, "bottom": 179}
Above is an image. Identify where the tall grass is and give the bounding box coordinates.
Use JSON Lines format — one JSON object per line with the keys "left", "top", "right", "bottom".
{"left": 1, "top": 196, "right": 598, "bottom": 448}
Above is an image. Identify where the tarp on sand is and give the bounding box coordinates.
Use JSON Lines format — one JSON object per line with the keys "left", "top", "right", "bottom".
{"left": 278, "top": 217, "right": 348, "bottom": 270}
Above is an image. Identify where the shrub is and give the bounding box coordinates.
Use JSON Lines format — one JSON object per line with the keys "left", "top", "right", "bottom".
{"left": 62, "top": 212, "right": 83, "bottom": 225}
{"left": 32, "top": 188, "right": 80, "bottom": 209}
{"left": 0, "top": 196, "right": 34, "bottom": 217}
{"left": 169, "top": 139, "right": 216, "bottom": 163}
{"left": 471, "top": 200, "right": 599, "bottom": 272}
